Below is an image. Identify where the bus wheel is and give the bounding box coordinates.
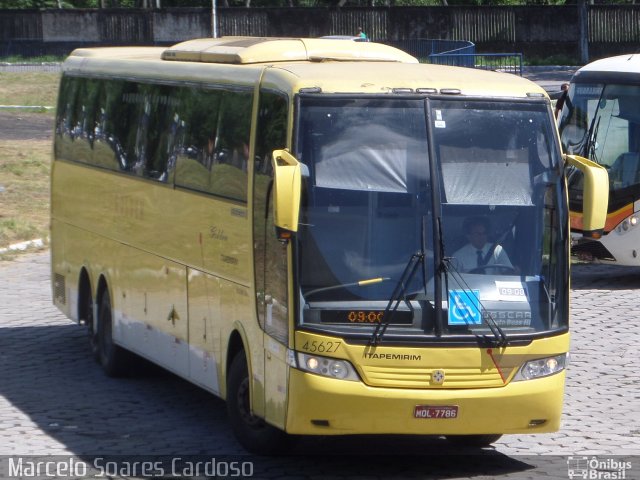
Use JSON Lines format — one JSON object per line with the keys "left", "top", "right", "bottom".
{"left": 97, "top": 289, "right": 129, "bottom": 377}
{"left": 227, "top": 353, "right": 288, "bottom": 454}
{"left": 445, "top": 434, "right": 503, "bottom": 447}
{"left": 82, "top": 294, "right": 99, "bottom": 362}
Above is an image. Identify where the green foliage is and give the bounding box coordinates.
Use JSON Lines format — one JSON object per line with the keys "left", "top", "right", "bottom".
{"left": 0, "top": 0, "right": 57, "bottom": 7}
{"left": 525, "top": 53, "right": 580, "bottom": 66}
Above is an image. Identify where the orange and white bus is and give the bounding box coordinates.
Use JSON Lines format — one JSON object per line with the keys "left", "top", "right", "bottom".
{"left": 51, "top": 37, "right": 608, "bottom": 453}
{"left": 559, "top": 54, "right": 640, "bottom": 265}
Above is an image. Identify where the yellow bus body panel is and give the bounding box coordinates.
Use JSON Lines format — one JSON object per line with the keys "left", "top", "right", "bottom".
{"left": 286, "top": 331, "right": 568, "bottom": 434}
{"left": 51, "top": 158, "right": 261, "bottom": 399}
{"left": 286, "top": 367, "right": 564, "bottom": 435}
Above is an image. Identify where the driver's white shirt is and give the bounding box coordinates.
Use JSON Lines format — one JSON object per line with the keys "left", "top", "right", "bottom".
{"left": 451, "top": 243, "right": 512, "bottom": 273}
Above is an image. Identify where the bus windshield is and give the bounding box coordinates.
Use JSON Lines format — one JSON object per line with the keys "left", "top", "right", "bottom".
{"left": 295, "top": 96, "right": 567, "bottom": 340}
{"left": 561, "top": 83, "right": 640, "bottom": 202}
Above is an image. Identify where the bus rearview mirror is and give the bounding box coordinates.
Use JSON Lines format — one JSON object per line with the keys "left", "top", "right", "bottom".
{"left": 565, "top": 154, "right": 609, "bottom": 238}
{"left": 271, "top": 149, "right": 301, "bottom": 233}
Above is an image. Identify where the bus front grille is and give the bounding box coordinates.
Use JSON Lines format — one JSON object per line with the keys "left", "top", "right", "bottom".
{"left": 359, "top": 365, "right": 512, "bottom": 389}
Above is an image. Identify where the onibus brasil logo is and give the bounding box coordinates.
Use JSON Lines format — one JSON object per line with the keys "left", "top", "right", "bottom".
{"left": 567, "top": 456, "right": 632, "bottom": 479}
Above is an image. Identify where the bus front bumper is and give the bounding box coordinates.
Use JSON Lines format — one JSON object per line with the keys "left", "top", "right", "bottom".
{"left": 285, "top": 368, "right": 564, "bottom": 435}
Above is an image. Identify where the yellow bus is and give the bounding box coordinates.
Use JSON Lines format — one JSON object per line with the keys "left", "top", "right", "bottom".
{"left": 51, "top": 37, "right": 608, "bottom": 453}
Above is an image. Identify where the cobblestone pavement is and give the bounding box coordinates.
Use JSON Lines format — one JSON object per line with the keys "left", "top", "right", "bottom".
{"left": 0, "top": 252, "right": 638, "bottom": 479}
{"left": 521, "top": 66, "right": 577, "bottom": 95}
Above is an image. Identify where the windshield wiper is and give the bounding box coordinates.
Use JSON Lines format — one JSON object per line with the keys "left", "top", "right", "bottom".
{"left": 588, "top": 116, "right": 601, "bottom": 163}
{"left": 585, "top": 86, "right": 606, "bottom": 162}
{"left": 304, "top": 277, "right": 391, "bottom": 299}
{"left": 440, "top": 259, "right": 509, "bottom": 348}
{"left": 370, "top": 252, "right": 424, "bottom": 345}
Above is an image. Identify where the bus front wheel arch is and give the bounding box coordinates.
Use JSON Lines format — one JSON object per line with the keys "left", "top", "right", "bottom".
{"left": 226, "top": 352, "right": 288, "bottom": 454}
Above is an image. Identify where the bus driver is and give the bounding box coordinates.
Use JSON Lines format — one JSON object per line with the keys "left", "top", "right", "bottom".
{"left": 452, "top": 216, "right": 513, "bottom": 273}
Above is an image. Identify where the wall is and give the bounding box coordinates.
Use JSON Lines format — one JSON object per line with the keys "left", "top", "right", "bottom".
{"left": 1, "top": 6, "right": 639, "bottom": 61}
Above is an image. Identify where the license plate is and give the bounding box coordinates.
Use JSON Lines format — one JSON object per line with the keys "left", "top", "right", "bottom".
{"left": 414, "top": 405, "right": 458, "bottom": 419}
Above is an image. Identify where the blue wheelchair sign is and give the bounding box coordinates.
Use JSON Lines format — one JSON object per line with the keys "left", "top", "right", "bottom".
{"left": 448, "top": 290, "right": 482, "bottom": 325}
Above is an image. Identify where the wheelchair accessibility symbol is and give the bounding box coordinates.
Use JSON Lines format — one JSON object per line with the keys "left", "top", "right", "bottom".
{"left": 448, "top": 290, "right": 482, "bottom": 325}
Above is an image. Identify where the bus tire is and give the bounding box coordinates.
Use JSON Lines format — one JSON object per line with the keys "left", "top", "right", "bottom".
{"left": 227, "top": 353, "right": 288, "bottom": 454}
{"left": 445, "top": 434, "right": 503, "bottom": 447}
{"left": 97, "top": 289, "right": 129, "bottom": 377}
{"left": 79, "top": 285, "right": 99, "bottom": 362}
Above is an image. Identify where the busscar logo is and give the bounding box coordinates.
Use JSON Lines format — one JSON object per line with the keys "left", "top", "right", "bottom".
{"left": 567, "top": 456, "right": 633, "bottom": 479}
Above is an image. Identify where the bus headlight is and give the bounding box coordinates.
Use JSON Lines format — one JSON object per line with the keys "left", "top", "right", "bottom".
{"left": 513, "top": 354, "right": 566, "bottom": 381}
{"left": 294, "top": 352, "right": 360, "bottom": 381}
{"left": 616, "top": 215, "right": 639, "bottom": 235}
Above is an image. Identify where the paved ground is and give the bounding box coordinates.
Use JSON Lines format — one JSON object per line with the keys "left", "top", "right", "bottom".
{"left": 522, "top": 66, "right": 577, "bottom": 95}
{"left": 0, "top": 111, "right": 53, "bottom": 141}
{"left": 0, "top": 252, "right": 638, "bottom": 479}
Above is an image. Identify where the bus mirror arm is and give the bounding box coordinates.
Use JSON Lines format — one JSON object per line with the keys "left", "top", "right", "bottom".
{"left": 271, "top": 149, "right": 302, "bottom": 235}
{"left": 564, "top": 154, "right": 609, "bottom": 239}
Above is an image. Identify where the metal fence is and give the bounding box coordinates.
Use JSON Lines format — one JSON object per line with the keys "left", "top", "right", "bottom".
{"left": 428, "top": 52, "right": 523, "bottom": 76}
{"left": 385, "top": 39, "right": 474, "bottom": 61}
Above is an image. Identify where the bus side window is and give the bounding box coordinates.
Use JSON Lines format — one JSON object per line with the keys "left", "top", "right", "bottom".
{"left": 173, "top": 86, "right": 252, "bottom": 202}
{"left": 59, "top": 77, "right": 102, "bottom": 165}
{"left": 55, "top": 75, "right": 80, "bottom": 158}
{"left": 138, "top": 83, "right": 177, "bottom": 182}
{"left": 209, "top": 90, "right": 252, "bottom": 202}
{"left": 173, "top": 87, "right": 222, "bottom": 195}
{"left": 103, "top": 80, "right": 139, "bottom": 172}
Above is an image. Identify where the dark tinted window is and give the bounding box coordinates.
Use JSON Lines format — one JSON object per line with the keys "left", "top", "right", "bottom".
{"left": 255, "top": 91, "right": 288, "bottom": 177}
{"left": 55, "top": 76, "right": 252, "bottom": 197}
{"left": 174, "top": 88, "right": 252, "bottom": 201}
{"left": 55, "top": 76, "right": 101, "bottom": 165}
{"left": 171, "top": 86, "right": 221, "bottom": 193}
{"left": 253, "top": 89, "right": 289, "bottom": 339}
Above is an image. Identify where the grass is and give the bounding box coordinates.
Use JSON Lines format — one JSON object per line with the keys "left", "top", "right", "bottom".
{"left": 524, "top": 54, "right": 581, "bottom": 67}
{"left": 0, "top": 71, "right": 60, "bottom": 107}
{"left": 0, "top": 71, "right": 59, "bottom": 255}
{"left": 0, "top": 55, "right": 64, "bottom": 63}
{"left": 0, "top": 140, "right": 51, "bottom": 251}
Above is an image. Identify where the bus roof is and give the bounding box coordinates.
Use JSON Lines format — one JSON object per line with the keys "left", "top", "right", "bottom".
{"left": 578, "top": 54, "right": 640, "bottom": 74}
{"left": 64, "top": 37, "right": 547, "bottom": 99}
{"left": 161, "top": 37, "right": 418, "bottom": 64}
{"left": 265, "top": 61, "right": 544, "bottom": 97}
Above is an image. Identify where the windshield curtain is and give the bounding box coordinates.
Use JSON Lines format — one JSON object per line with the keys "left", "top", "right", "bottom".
{"left": 294, "top": 96, "right": 567, "bottom": 338}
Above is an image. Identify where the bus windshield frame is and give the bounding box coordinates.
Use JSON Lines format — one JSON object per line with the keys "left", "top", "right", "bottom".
{"left": 293, "top": 94, "right": 568, "bottom": 344}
